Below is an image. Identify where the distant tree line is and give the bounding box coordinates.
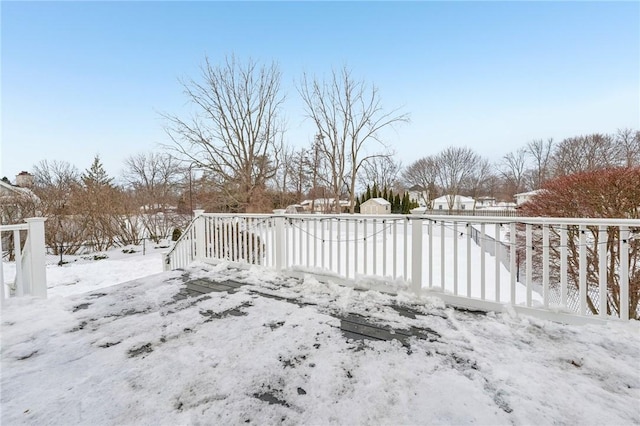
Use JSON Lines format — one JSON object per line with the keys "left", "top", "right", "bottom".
{"left": 2, "top": 53, "right": 638, "bottom": 255}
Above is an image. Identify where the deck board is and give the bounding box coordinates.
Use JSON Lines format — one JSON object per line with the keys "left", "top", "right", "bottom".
{"left": 180, "top": 276, "right": 439, "bottom": 345}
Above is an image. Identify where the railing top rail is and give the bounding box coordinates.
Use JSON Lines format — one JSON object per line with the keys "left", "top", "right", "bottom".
{"left": 197, "top": 212, "right": 640, "bottom": 227}
{"left": 0, "top": 223, "right": 29, "bottom": 232}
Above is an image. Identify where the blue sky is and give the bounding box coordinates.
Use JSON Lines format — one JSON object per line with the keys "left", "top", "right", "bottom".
{"left": 2, "top": 1, "right": 639, "bottom": 182}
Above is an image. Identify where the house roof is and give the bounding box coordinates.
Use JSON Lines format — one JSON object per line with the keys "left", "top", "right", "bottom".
{"left": 408, "top": 185, "right": 425, "bottom": 192}
{"left": 432, "top": 195, "right": 475, "bottom": 203}
{"left": 363, "top": 197, "right": 391, "bottom": 206}
{"left": 0, "top": 179, "right": 37, "bottom": 199}
{"left": 514, "top": 189, "right": 544, "bottom": 198}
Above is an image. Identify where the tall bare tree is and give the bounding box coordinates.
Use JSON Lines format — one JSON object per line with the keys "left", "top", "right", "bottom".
{"left": 436, "top": 147, "right": 482, "bottom": 210}
{"left": 525, "top": 138, "right": 553, "bottom": 189}
{"left": 163, "top": 55, "right": 285, "bottom": 212}
{"left": 402, "top": 156, "right": 439, "bottom": 209}
{"left": 123, "top": 152, "right": 183, "bottom": 240}
{"left": 499, "top": 147, "right": 528, "bottom": 196}
{"left": 299, "top": 66, "right": 409, "bottom": 213}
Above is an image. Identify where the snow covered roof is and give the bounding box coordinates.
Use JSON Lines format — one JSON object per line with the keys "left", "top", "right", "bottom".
{"left": 363, "top": 197, "right": 391, "bottom": 206}
{"left": 514, "top": 189, "right": 545, "bottom": 198}
{"left": 0, "top": 179, "right": 38, "bottom": 200}
{"left": 432, "top": 195, "right": 475, "bottom": 203}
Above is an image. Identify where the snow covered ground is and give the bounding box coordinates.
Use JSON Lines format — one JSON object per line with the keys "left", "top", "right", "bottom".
{"left": 1, "top": 255, "right": 639, "bottom": 425}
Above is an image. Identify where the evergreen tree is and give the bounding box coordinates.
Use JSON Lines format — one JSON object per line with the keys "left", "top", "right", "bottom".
{"left": 382, "top": 186, "right": 388, "bottom": 202}
{"left": 401, "top": 192, "right": 411, "bottom": 214}
{"left": 388, "top": 188, "right": 394, "bottom": 204}
{"left": 372, "top": 182, "right": 379, "bottom": 199}
{"left": 82, "top": 155, "right": 113, "bottom": 189}
{"left": 354, "top": 196, "right": 361, "bottom": 213}
{"left": 393, "top": 193, "right": 401, "bottom": 213}
{"left": 365, "top": 185, "right": 371, "bottom": 201}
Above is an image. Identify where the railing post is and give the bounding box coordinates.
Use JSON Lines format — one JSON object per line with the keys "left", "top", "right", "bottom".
{"left": 194, "top": 210, "right": 205, "bottom": 262}
{"left": 24, "top": 217, "right": 47, "bottom": 298}
{"left": 411, "top": 218, "right": 423, "bottom": 294}
{"left": 274, "top": 214, "right": 285, "bottom": 271}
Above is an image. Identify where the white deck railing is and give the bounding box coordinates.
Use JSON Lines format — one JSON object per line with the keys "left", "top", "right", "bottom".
{"left": 1, "top": 218, "right": 47, "bottom": 303}
{"left": 165, "top": 212, "right": 639, "bottom": 323}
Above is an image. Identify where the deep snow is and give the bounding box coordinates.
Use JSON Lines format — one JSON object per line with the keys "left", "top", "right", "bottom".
{"left": 1, "top": 255, "right": 639, "bottom": 425}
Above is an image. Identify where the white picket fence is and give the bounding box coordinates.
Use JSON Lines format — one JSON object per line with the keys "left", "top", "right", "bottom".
{"left": 1, "top": 218, "right": 47, "bottom": 303}
{"left": 165, "top": 211, "right": 639, "bottom": 323}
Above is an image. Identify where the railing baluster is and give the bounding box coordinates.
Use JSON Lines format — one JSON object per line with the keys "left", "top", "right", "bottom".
{"left": 560, "top": 225, "right": 568, "bottom": 307}
{"left": 320, "top": 219, "right": 325, "bottom": 269}
{"left": 495, "top": 223, "right": 501, "bottom": 302}
{"left": 619, "top": 226, "right": 629, "bottom": 320}
{"left": 466, "top": 223, "right": 471, "bottom": 297}
{"left": 403, "top": 218, "right": 408, "bottom": 280}
{"left": 480, "top": 223, "right": 486, "bottom": 300}
{"left": 372, "top": 219, "right": 377, "bottom": 275}
{"left": 329, "top": 218, "right": 334, "bottom": 271}
{"left": 337, "top": 219, "right": 341, "bottom": 275}
{"left": 579, "top": 224, "right": 587, "bottom": 315}
{"left": 598, "top": 225, "right": 607, "bottom": 318}
{"left": 364, "top": 219, "right": 369, "bottom": 275}
{"left": 392, "top": 219, "right": 397, "bottom": 279}
{"left": 510, "top": 222, "right": 516, "bottom": 305}
{"left": 543, "top": 224, "right": 549, "bottom": 308}
{"left": 440, "top": 220, "right": 445, "bottom": 290}
{"left": 14, "top": 229, "right": 23, "bottom": 296}
{"left": 382, "top": 219, "right": 387, "bottom": 277}
{"left": 428, "top": 220, "right": 433, "bottom": 288}
{"left": 354, "top": 219, "right": 359, "bottom": 276}
{"left": 313, "top": 219, "right": 318, "bottom": 268}
{"left": 453, "top": 221, "right": 458, "bottom": 295}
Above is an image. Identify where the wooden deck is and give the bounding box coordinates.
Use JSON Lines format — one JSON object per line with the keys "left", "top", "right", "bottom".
{"left": 177, "top": 276, "right": 441, "bottom": 346}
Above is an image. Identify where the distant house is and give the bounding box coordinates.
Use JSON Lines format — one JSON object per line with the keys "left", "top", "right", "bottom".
{"left": 360, "top": 198, "right": 391, "bottom": 215}
{"left": 300, "top": 198, "right": 350, "bottom": 213}
{"left": 514, "top": 190, "right": 545, "bottom": 206}
{"left": 432, "top": 195, "right": 475, "bottom": 211}
{"left": 475, "top": 196, "right": 496, "bottom": 209}
{"left": 0, "top": 177, "right": 39, "bottom": 224}
{"left": 407, "top": 185, "right": 428, "bottom": 207}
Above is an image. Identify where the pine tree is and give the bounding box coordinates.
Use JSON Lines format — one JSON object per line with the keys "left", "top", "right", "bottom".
{"left": 372, "top": 183, "right": 379, "bottom": 199}
{"left": 354, "top": 196, "right": 361, "bottom": 213}
{"left": 82, "top": 155, "right": 113, "bottom": 189}
{"left": 365, "top": 185, "right": 371, "bottom": 201}
{"left": 401, "top": 192, "right": 411, "bottom": 214}
{"left": 393, "top": 193, "right": 401, "bottom": 214}
{"left": 382, "top": 186, "right": 388, "bottom": 202}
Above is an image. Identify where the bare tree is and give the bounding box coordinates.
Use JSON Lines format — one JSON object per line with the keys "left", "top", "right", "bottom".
{"left": 163, "top": 55, "right": 285, "bottom": 212}
{"left": 614, "top": 128, "right": 640, "bottom": 167}
{"left": 299, "top": 66, "right": 409, "bottom": 213}
{"left": 31, "top": 160, "right": 85, "bottom": 254}
{"left": 436, "top": 147, "right": 481, "bottom": 210}
{"left": 463, "top": 156, "right": 494, "bottom": 207}
{"left": 499, "top": 147, "right": 528, "bottom": 196}
{"left": 358, "top": 155, "right": 402, "bottom": 193}
{"left": 551, "top": 134, "right": 617, "bottom": 177}
{"left": 123, "top": 152, "right": 183, "bottom": 240}
{"left": 525, "top": 138, "right": 553, "bottom": 189}
{"left": 402, "top": 156, "right": 439, "bottom": 209}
